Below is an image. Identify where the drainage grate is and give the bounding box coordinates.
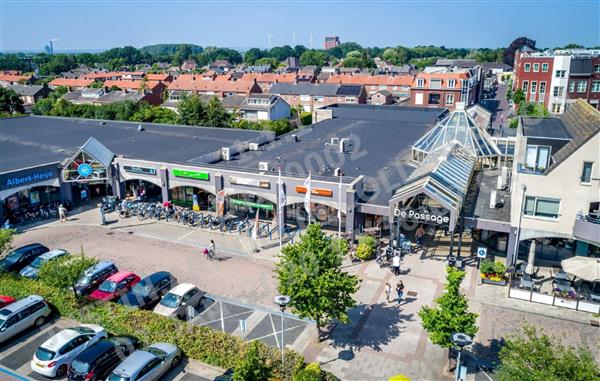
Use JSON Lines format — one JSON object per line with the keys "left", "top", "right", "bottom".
{"left": 106, "top": 232, "right": 114, "bottom": 235}
{"left": 407, "top": 291, "right": 418, "bottom": 297}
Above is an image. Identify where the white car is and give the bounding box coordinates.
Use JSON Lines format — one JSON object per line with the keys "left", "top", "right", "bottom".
{"left": 152, "top": 283, "right": 203, "bottom": 319}
{"left": 31, "top": 324, "right": 107, "bottom": 378}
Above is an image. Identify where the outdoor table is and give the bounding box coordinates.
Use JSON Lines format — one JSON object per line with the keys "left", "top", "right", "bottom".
{"left": 553, "top": 278, "right": 574, "bottom": 293}
{"left": 554, "top": 271, "right": 570, "bottom": 281}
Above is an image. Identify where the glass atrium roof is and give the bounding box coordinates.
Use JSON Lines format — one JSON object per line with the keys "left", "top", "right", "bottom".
{"left": 412, "top": 105, "right": 500, "bottom": 158}
{"left": 391, "top": 143, "right": 476, "bottom": 216}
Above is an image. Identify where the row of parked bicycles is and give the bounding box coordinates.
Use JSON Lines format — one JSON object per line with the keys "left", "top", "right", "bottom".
{"left": 115, "top": 200, "right": 297, "bottom": 240}
{"left": 6, "top": 202, "right": 61, "bottom": 227}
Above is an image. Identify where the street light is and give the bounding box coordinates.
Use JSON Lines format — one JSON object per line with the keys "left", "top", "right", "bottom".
{"left": 451, "top": 332, "right": 473, "bottom": 381}
{"left": 273, "top": 295, "right": 291, "bottom": 377}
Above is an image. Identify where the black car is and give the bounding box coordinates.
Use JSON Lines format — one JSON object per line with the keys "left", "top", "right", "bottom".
{"left": 118, "top": 271, "right": 176, "bottom": 309}
{"left": 73, "top": 260, "right": 118, "bottom": 296}
{"left": 0, "top": 243, "right": 49, "bottom": 273}
{"left": 68, "top": 337, "right": 140, "bottom": 381}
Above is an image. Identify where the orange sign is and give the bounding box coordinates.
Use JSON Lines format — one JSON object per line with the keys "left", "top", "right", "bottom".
{"left": 295, "top": 186, "right": 333, "bottom": 197}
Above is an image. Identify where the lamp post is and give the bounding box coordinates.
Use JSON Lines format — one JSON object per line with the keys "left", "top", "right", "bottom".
{"left": 273, "top": 295, "right": 291, "bottom": 378}
{"left": 451, "top": 332, "right": 473, "bottom": 381}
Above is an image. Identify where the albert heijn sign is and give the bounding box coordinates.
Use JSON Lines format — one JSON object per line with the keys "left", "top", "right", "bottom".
{"left": 1, "top": 164, "right": 59, "bottom": 190}
{"left": 394, "top": 207, "right": 450, "bottom": 226}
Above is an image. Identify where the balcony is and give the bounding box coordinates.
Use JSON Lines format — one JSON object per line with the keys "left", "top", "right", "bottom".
{"left": 573, "top": 214, "right": 600, "bottom": 245}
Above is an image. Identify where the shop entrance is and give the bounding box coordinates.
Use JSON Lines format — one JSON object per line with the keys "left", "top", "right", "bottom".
{"left": 285, "top": 202, "right": 345, "bottom": 231}
{"left": 170, "top": 186, "right": 215, "bottom": 211}
{"left": 71, "top": 183, "right": 112, "bottom": 206}
{"left": 227, "top": 194, "right": 275, "bottom": 221}
{"left": 124, "top": 180, "right": 162, "bottom": 201}
{"left": 2, "top": 186, "right": 61, "bottom": 224}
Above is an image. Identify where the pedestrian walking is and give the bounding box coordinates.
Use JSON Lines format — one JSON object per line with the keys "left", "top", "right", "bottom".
{"left": 58, "top": 204, "right": 67, "bottom": 222}
{"left": 415, "top": 225, "right": 425, "bottom": 246}
{"left": 80, "top": 188, "right": 89, "bottom": 205}
{"left": 208, "top": 240, "right": 216, "bottom": 260}
{"left": 99, "top": 204, "right": 106, "bottom": 225}
{"left": 384, "top": 282, "right": 392, "bottom": 304}
{"left": 392, "top": 253, "right": 401, "bottom": 275}
{"left": 396, "top": 281, "right": 405, "bottom": 303}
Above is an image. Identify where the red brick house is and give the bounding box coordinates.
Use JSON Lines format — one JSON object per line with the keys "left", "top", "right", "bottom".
{"left": 269, "top": 83, "right": 366, "bottom": 112}
{"left": 48, "top": 78, "right": 95, "bottom": 90}
{"left": 326, "top": 74, "right": 413, "bottom": 98}
{"left": 240, "top": 73, "right": 297, "bottom": 92}
{"left": 513, "top": 51, "right": 554, "bottom": 108}
{"left": 103, "top": 80, "right": 167, "bottom": 105}
{"left": 410, "top": 69, "right": 477, "bottom": 110}
{"left": 168, "top": 75, "right": 262, "bottom": 98}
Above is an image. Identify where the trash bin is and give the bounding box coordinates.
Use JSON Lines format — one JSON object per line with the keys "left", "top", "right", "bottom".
{"left": 447, "top": 255, "right": 456, "bottom": 267}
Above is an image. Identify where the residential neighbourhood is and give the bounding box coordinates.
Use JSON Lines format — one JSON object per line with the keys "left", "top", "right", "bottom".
{"left": 0, "top": 2, "right": 599, "bottom": 381}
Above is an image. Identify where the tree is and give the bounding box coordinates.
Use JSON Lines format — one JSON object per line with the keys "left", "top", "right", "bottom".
{"left": 496, "top": 325, "right": 600, "bottom": 381}
{"left": 0, "top": 87, "right": 25, "bottom": 114}
{"left": 177, "top": 94, "right": 206, "bottom": 125}
{"left": 233, "top": 341, "right": 272, "bottom": 381}
{"left": 204, "top": 96, "right": 231, "bottom": 127}
{"left": 418, "top": 266, "right": 478, "bottom": 350}
{"left": 130, "top": 103, "right": 178, "bottom": 124}
{"left": 244, "top": 48, "right": 264, "bottom": 65}
{"left": 254, "top": 57, "right": 280, "bottom": 70}
{"left": 299, "top": 50, "right": 328, "bottom": 67}
{"left": 503, "top": 37, "right": 536, "bottom": 66}
{"left": 0, "top": 228, "right": 15, "bottom": 257}
{"left": 293, "top": 363, "right": 322, "bottom": 381}
{"left": 276, "top": 224, "right": 359, "bottom": 340}
{"left": 512, "top": 88, "right": 525, "bottom": 104}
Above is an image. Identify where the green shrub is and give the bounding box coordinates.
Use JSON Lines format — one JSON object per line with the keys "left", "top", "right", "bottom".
{"left": 355, "top": 236, "right": 377, "bottom": 260}
{"left": 0, "top": 273, "right": 309, "bottom": 380}
{"left": 294, "top": 362, "right": 322, "bottom": 381}
{"left": 0, "top": 228, "right": 15, "bottom": 257}
{"left": 38, "top": 250, "right": 97, "bottom": 289}
{"left": 233, "top": 341, "right": 272, "bottom": 381}
{"left": 300, "top": 112, "right": 312, "bottom": 125}
{"left": 480, "top": 259, "right": 495, "bottom": 274}
{"left": 493, "top": 261, "right": 506, "bottom": 275}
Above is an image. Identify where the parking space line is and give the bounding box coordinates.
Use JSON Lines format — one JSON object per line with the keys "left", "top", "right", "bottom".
{"left": 268, "top": 314, "right": 280, "bottom": 348}
{"left": 194, "top": 308, "right": 254, "bottom": 327}
{"left": 177, "top": 230, "right": 196, "bottom": 241}
{"left": 219, "top": 302, "right": 225, "bottom": 332}
{"left": 249, "top": 324, "right": 308, "bottom": 344}
{"left": 0, "top": 367, "right": 32, "bottom": 381}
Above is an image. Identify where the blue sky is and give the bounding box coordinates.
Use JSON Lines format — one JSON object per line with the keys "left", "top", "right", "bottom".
{"left": 1, "top": 0, "right": 599, "bottom": 52}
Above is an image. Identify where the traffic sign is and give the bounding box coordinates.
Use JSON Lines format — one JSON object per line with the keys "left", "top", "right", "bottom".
{"left": 477, "top": 247, "right": 487, "bottom": 259}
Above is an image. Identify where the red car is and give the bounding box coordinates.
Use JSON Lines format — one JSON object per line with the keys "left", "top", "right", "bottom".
{"left": 0, "top": 295, "right": 16, "bottom": 308}
{"left": 88, "top": 271, "right": 141, "bottom": 302}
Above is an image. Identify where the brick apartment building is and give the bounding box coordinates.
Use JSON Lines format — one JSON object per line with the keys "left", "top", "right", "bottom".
{"left": 326, "top": 74, "right": 414, "bottom": 99}
{"left": 324, "top": 36, "right": 340, "bottom": 50}
{"left": 240, "top": 73, "right": 298, "bottom": 92}
{"left": 269, "top": 83, "right": 365, "bottom": 112}
{"left": 103, "top": 80, "right": 167, "bottom": 105}
{"left": 168, "top": 75, "right": 262, "bottom": 98}
{"left": 409, "top": 68, "right": 478, "bottom": 110}
{"left": 514, "top": 49, "right": 600, "bottom": 113}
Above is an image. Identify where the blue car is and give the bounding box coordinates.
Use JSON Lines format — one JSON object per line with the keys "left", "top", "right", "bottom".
{"left": 118, "top": 271, "right": 177, "bottom": 309}
{"left": 20, "top": 249, "right": 69, "bottom": 279}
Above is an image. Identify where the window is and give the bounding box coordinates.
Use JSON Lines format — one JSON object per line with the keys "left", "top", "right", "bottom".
{"left": 428, "top": 93, "right": 441, "bottom": 104}
{"left": 524, "top": 197, "right": 560, "bottom": 219}
{"left": 522, "top": 80, "right": 529, "bottom": 93}
{"left": 595, "top": 65, "right": 600, "bottom": 73}
{"left": 417, "top": 79, "right": 425, "bottom": 87}
{"left": 553, "top": 86, "right": 563, "bottom": 97}
{"left": 577, "top": 80, "right": 588, "bottom": 93}
{"left": 525, "top": 145, "right": 551, "bottom": 171}
{"left": 592, "top": 81, "right": 600, "bottom": 93}
{"left": 524, "top": 63, "right": 531, "bottom": 72}
{"left": 313, "top": 95, "right": 324, "bottom": 102}
{"left": 542, "top": 63, "right": 549, "bottom": 72}
{"left": 533, "top": 63, "right": 539, "bottom": 72}
{"left": 530, "top": 81, "right": 537, "bottom": 93}
{"left": 430, "top": 79, "right": 442, "bottom": 89}
{"left": 568, "top": 81, "right": 575, "bottom": 93}
{"left": 448, "top": 79, "right": 456, "bottom": 88}
{"left": 445, "top": 93, "right": 454, "bottom": 105}
{"left": 539, "top": 81, "right": 546, "bottom": 94}
{"left": 555, "top": 70, "right": 566, "bottom": 78}
{"left": 581, "top": 162, "right": 593, "bottom": 184}
{"left": 552, "top": 103, "right": 562, "bottom": 113}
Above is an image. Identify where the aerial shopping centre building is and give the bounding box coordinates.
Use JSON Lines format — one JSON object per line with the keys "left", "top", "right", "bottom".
{"left": 1, "top": 100, "right": 598, "bottom": 265}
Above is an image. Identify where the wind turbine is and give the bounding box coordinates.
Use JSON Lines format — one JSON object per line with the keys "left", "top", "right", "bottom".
{"left": 309, "top": 33, "right": 314, "bottom": 49}
{"left": 49, "top": 38, "right": 59, "bottom": 54}
{"left": 267, "top": 34, "right": 274, "bottom": 48}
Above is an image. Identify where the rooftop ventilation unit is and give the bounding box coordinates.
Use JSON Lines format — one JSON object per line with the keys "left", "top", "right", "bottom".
{"left": 258, "top": 162, "right": 269, "bottom": 171}
{"left": 339, "top": 138, "right": 350, "bottom": 153}
{"left": 330, "top": 137, "right": 339, "bottom": 145}
{"left": 334, "top": 168, "right": 342, "bottom": 176}
{"left": 248, "top": 143, "right": 259, "bottom": 151}
{"left": 221, "top": 147, "right": 231, "bottom": 161}
{"left": 489, "top": 190, "right": 497, "bottom": 209}
{"left": 137, "top": 125, "right": 144, "bottom": 131}
{"left": 291, "top": 134, "right": 299, "bottom": 142}
{"left": 496, "top": 175, "right": 503, "bottom": 190}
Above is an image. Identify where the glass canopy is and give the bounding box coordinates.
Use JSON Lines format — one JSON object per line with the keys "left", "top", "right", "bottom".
{"left": 412, "top": 104, "right": 500, "bottom": 159}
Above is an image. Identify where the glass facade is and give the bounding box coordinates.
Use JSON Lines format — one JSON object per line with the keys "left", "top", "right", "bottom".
{"left": 227, "top": 194, "right": 274, "bottom": 220}
{"left": 170, "top": 187, "right": 215, "bottom": 211}
{"left": 3, "top": 186, "right": 61, "bottom": 215}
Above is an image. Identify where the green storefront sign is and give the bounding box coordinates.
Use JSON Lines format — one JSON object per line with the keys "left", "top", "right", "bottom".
{"left": 172, "top": 169, "right": 210, "bottom": 181}
{"left": 230, "top": 198, "right": 273, "bottom": 211}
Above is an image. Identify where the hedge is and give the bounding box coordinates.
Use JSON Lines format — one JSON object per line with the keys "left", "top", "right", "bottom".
{"left": 0, "top": 273, "right": 336, "bottom": 381}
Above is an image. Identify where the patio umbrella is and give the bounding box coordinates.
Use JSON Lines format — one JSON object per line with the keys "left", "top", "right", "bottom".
{"left": 525, "top": 240, "right": 536, "bottom": 275}
{"left": 561, "top": 257, "right": 600, "bottom": 281}
{"left": 388, "top": 375, "right": 411, "bottom": 381}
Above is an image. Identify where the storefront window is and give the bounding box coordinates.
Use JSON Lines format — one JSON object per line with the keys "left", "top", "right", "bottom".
{"left": 3, "top": 186, "right": 61, "bottom": 217}
{"left": 170, "top": 187, "right": 214, "bottom": 211}
{"left": 285, "top": 203, "right": 345, "bottom": 230}
{"left": 63, "top": 151, "right": 109, "bottom": 182}
{"left": 227, "top": 194, "right": 274, "bottom": 221}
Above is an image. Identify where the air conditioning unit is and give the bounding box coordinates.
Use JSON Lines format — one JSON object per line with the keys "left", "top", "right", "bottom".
{"left": 489, "top": 190, "right": 497, "bottom": 209}
{"left": 291, "top": 134, "right": 299, "bottom": 142}
{"left": 334, "top": 168, "right": 342, "bottom": 176}
{"left": 258, "top": 162, "right": 269, "bottom": 171}
{"left": 137, "top": 125, "right": 145, "bottom": 131}
{"left": 339, "top": 138, "right": 349, "bottom": 153}
{"left": 248, "top": 143, "right": 259, "bottom": 151}
{"left": 221, "top": 147, "right": 231, "bottom": 161}
{"left": 330, "top": 137, "right": 339, "bottom": 145}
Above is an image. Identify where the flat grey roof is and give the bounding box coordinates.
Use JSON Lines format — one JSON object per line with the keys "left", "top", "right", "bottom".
{"left": 218, "top": 104, "right": 445, "bottom": 205}
{"left": 463, "top": 168, "right": 511, "bottom": 223}
{"left": 521, "top": 117, "right": 572, "bottom": 140}
{"left": 0, "top": 116, "right": 272, "bottom": 173}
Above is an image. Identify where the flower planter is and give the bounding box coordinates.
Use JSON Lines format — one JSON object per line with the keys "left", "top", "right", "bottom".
{"left": 482, "top": 278, "right": 507, "bottom": 286}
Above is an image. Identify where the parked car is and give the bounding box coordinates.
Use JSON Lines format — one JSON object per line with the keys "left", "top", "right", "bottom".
{"left": 0, "top": 295, "right": 51, "bottom": 344}
{"left": 73, "top": 261, "right": 118, "bottom": 297}
{"left": 0, "top": 295, "right": 16, "bottom": 308}
{"left": 88, "top": 272, "right": 141, "bottom": 302}
{"left": 0, "top": 243, "right": 49, "bottom": 273}
{"left": 153, "top": 283, "right": 204, "bottom": 319}
{"left": 20, "top": 249, "right": 69, "bottom": 279}
{"left": 214, "top": 369, "right": 234, "bottom": 381}
{"left": 107, "top": 343, "right": 181, "bottom": 381}
{"left": 118, "top": 271, "right": 177, "bottom": 309}
{"left": 31, "top": 324, "right": 107, "bottom": 378}
{"left": 68, "top": 337, "right": 140, "bottom": 381}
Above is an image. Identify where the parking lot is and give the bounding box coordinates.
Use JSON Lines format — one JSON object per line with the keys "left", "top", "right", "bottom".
{"left": 0, "top": 319, "right": 225, "bottom": 381}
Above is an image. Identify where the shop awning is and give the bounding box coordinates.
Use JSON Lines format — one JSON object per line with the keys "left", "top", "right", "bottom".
{"left": 389, "top": 142, "right": 476, "bottom": 231}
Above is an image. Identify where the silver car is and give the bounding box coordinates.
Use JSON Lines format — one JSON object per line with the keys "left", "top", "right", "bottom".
{"left": 107, "top": 342, "right": 181, "bottom": 381}
{"left": 0, "top": 295, "right": 51, "bottom": 344}
{"left": 20, "top": 249, "right": 69, "bottom": 279}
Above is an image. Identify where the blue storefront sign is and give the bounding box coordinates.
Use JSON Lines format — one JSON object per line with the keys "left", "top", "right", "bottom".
{"left": 123, "top": 165, "right": 157, "bottom": 176}
{"left": 77, "top": 164, "right": 93, "bottom": 178}
{"left": 4, "top": 170, "right": 56, "bottom": 188}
